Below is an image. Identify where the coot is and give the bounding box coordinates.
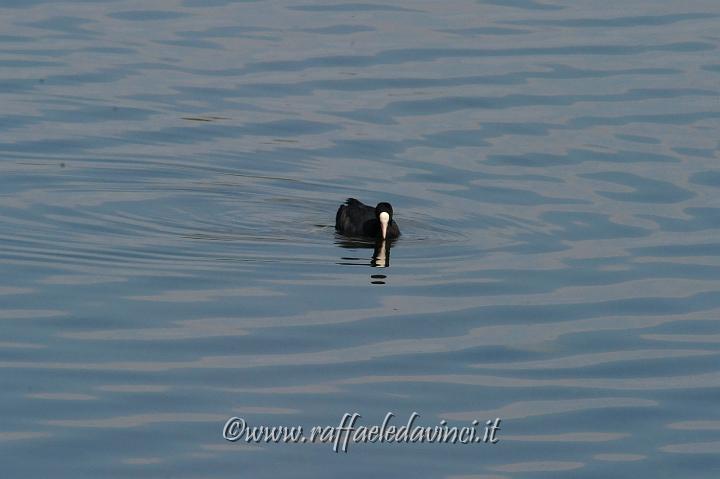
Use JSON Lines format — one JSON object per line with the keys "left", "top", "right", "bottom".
{"left": 335, "top": 198, "right": 400, "bottom": 240}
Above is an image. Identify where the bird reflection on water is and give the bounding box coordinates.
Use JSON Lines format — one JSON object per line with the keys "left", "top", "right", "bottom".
{"left": 336, "top": 237, "right": 396, "bottom": 284}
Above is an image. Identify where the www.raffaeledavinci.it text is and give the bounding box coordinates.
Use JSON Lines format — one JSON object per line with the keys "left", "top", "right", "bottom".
{"left": 223, "top": 412, "right": 501, "bottom": 453}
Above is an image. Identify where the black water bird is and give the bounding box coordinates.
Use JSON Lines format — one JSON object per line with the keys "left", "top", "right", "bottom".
{"left": 335, "top": 198, "right": 400, "bottom": 240}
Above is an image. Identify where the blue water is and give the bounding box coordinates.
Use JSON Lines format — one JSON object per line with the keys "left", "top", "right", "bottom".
{"left": 2, "top": 0, "right": 720, "bottom": 477}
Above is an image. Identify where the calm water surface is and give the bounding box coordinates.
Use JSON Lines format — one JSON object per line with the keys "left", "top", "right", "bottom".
{"left": 2, "top": 0, "right": 720, "bottom": 477}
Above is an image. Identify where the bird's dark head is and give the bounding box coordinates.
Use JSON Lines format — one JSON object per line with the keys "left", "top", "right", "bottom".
{"left": 375, "top": 202, "right": 393, "bottom": 239}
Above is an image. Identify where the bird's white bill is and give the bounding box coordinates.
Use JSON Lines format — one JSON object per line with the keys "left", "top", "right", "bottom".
{"left": 379, "top": 212, "right": 390, "bottom": 239}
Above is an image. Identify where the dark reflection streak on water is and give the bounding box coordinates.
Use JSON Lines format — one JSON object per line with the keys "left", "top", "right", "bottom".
{"left": 503, "top": 12, "right": 720, "bottom": 27}
{"left": 217, "top": 66, "right": 682, "bottom": 99}
{"left": 237, "top": 43, "right": 715, "bottom": 75}
{"left": 108, "top": 63, "right": 681, "bottom": 86}
{"left": 328, "top": 88, "right": 717, "bottom": 123}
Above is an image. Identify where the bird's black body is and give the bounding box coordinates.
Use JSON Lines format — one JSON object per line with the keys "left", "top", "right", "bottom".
{"left": 335, "top": 198, "right": 400, "bottom": 240}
